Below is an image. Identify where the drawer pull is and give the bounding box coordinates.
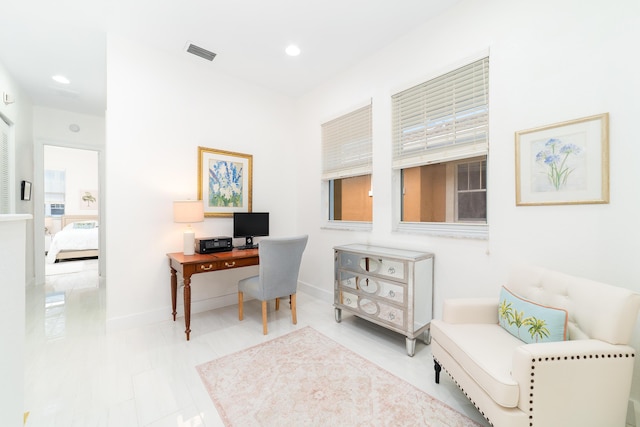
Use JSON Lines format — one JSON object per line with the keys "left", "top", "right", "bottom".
{"left": 389, "top": 313, "right": 395, "bottom": 320}
{"left": 225, "top": 261, "right": 236, "bottom": 268}
{"left": 388, "top": 290, "right": 395, "bottom": 298}
{"left": 388, "top": 267, "right": 396, "bottom": 274}
{"left": 200, "top": 264, "right": 213, "bottom": 271}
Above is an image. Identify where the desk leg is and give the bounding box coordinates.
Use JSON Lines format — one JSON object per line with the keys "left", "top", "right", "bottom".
{"left": 184, "top": 275, "right": 192, "bottom": 340}
{"left": 170, "top": 267, "right": 177, "bottom": 321}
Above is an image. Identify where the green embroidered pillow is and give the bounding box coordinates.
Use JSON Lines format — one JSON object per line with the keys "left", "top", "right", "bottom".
{"left": 73, "top": 221, "right": 97, "bottom": 229}
{"left": 498, "top": 287, "right": 568, "bottom": 344}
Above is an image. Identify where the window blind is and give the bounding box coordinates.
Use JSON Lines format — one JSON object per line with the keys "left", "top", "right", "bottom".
{"left": 392, "top": 57, "right": 489, "bottom": 169}
{"left": 0, "top": 118, "right": 10, "bottom": 214}
{"left": 44, "top": 170, "right": 66, "bottom": 203}
{"left": 321, "top": 102, "right": 372, "bottom": 180}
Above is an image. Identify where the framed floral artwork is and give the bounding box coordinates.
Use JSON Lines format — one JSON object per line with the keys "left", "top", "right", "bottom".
{"left": 80, "top": 189, "right": 98, "bottom": 210}
{"left": 197, "top": 147, "right": 252, "bottom": 217}
{"left": 515, "top": 113, "right": 609, "bottom": 206}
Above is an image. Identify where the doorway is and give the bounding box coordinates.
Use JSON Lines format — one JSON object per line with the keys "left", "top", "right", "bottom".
{"left": 34, "top": 143, "right": 105, "bottom": 286}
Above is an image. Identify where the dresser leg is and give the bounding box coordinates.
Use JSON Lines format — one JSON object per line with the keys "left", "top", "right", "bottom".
{"left": 334, "top": 307, "right": 342, "bottom": 323}
{"left": 422, "top": 328, "right": 431, "bottom": 345}
{"left": 405, "top": 337, "right": 416, "bottom": 357}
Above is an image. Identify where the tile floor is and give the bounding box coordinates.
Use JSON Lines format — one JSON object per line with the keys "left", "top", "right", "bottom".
{"left": 25, "top": 260, "right": 489, "bottom": 426}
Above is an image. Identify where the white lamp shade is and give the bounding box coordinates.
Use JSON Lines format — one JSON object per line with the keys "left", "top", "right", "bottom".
{"left": 173, "top": 200, "right": 204, "bottom": 255}
{"left": 173, "top": 200, "right": 204, "bottom": 223}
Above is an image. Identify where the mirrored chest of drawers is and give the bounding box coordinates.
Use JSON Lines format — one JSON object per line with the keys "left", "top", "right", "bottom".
{"left": 334, "top": 244, "right": 434, "bottom": 356}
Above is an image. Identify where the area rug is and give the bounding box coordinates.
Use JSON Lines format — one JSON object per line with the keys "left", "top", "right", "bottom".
{"left": 196, "top": 326, "right": 482, "bottom": 426}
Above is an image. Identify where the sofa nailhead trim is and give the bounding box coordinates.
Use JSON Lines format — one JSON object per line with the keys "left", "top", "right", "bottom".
{"left": 433, "top": 357, "right": 495, "bottom": 426}
{"left": 529, "top": 352, "right": 635, "bottom": 426}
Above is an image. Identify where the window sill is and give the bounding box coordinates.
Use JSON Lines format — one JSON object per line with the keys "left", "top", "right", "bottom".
{"left": 394, "top": 221, "right": 488, "bottom": 240}
{"left": 322, "top": 221, "right": 372, "bottom": 232}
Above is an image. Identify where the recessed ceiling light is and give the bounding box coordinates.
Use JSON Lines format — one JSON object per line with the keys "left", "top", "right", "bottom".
{"left": 52, "top": 75, "right": 70, "bottom": 84}
{"left": 285, "top": 44, "right": 301, "bottom": 57}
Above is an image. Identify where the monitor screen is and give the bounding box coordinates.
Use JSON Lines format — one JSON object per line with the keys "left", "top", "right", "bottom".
{"left": 233, "top": 212, "right": 269, "bottom": 248}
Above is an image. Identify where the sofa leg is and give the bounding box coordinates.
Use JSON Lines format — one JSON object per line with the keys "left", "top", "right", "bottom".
{"left": 434, "top": 361, "right": 442, "bottom": 384}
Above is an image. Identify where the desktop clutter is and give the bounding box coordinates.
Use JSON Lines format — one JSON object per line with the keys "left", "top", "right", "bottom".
{"left": 194, "top": 212, "right": 269, "bottom": 254}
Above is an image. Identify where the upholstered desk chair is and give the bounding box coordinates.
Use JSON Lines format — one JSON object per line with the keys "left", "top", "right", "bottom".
{"left": 238, "top": 235, "right": 308, "bottom": 334}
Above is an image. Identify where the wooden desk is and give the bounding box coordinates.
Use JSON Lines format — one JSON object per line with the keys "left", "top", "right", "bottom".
{"left": 167, "top": 249, "right": 259, "bottom": 340}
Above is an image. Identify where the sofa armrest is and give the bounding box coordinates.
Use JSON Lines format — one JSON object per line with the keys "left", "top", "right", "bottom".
{"left": 442, "top": 298, "right": 498, "bottom": 324}
{"left": 511, "top": 339, "right": 636, "bottom": 426}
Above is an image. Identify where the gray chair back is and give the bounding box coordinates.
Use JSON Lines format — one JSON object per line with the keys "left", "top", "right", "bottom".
{"left": 258, "top": 235, "right": 308, "bottom": 300}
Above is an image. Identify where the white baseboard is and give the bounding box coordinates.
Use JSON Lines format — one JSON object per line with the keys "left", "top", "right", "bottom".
{"left": 298, "top": 280, "right": 332, "bottom": 304}
{"left": 106, "top": 282, "right": 331, "bottom": 334}
{"left": 106, "top": 293, "right": 239, "bottom": 333}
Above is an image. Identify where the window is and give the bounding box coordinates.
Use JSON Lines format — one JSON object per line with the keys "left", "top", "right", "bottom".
{"left": 401, "top": 157, "right": 486, "bottom": 223}
{"left": 44, "top": 169, "right": 66, "bottom": 217}
{"left": 322, "top": 102, "right": 372, "bottom": 223}
{"left": 392, "top": 57, "right": 489, "bottom": 237}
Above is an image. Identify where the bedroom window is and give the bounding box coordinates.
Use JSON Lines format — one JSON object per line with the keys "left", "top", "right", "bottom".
{"left": 322, "top": 102, "right": 372, "bottom": 225}
{"left": 392, "top": 56, "right": 489, "bottom": 238}
{"left": 44, "top": 169, "right": 66, "bottom": 217}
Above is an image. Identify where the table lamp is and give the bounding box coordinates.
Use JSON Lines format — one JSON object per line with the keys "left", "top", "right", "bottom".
{"left": 173, "top": 200, "right": 204, "bottom": 255}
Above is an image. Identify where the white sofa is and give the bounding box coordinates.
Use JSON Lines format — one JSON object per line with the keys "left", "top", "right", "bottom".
{"left": 431, "top": 265, "right": 640, "bottom": 427}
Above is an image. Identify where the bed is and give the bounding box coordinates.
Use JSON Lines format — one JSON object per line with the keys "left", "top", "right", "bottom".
{"left": 46, "top": 215, "right": 99, "bottom": 264}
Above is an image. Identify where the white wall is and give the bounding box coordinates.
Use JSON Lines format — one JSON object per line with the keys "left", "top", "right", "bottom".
{"left": 294, "top": 0, "right": 640, "bottom": 406}
{"left": 0, "top": 215, "right": 30, "bottom": 427}
{"left": 105, "top": 35, "right": 297, "bottom": 329}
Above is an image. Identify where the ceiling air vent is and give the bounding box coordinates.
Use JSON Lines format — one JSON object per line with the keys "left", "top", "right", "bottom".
{"left": 186, "top": 43, "right": 217, "bottom": 61}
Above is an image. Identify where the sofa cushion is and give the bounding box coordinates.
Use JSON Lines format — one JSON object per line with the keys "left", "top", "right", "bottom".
{"left": 431, "top": 320, "right": 523, "bottom": 408}
{"left": 499, "top": 286, "right": 568, "bottom": 344}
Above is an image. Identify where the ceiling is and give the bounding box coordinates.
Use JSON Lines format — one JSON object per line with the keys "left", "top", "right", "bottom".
{"left": 0, "top": 0, "right": 461, "bottom": 116}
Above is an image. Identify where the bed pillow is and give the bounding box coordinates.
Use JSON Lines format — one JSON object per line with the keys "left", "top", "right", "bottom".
{"left": 71, "top": 221, "right": 97, "bottom": 229}
{"left": 498, "top": 287, "right": 568, "bottom": 344}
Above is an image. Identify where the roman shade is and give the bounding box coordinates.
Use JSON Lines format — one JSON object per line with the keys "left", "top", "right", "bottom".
{"left": 321, "top": 102, "right": 372, "bottom": 180}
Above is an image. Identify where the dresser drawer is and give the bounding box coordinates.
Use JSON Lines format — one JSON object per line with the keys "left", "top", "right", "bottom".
{"left": 359, "top": 297, "right": 405, "bottom": 329}
{"left": 337, "top": 270, "right": 406, "bottom": 305}
{"left": 336, "top": 289, "right": 405, "bottom": 329}
{"left": 338, "top": 251, "right": 407, "bottom": 282}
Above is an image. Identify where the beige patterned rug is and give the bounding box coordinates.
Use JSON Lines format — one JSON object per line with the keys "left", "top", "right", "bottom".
{"left": 196, "top": 326, "right": 481, "bottom": 426}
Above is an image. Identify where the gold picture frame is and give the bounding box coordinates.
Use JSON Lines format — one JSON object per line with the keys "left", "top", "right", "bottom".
{"left": 515, "top": 113, "right": 609, "bottom": 206}
{"left": 197, "top": 146, "right": 253, "bottom": 217}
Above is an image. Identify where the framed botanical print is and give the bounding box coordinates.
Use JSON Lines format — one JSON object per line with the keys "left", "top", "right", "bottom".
{"left": 197, "top": 147, "right": 252, "bottom": 217}
{"left": 515, "top": 113, "right": 609, "bottom": 206}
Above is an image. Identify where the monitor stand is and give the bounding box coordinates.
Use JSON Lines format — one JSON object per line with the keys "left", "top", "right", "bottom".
{"left": 236, "top": 236, "right": 258, "bottom": 250}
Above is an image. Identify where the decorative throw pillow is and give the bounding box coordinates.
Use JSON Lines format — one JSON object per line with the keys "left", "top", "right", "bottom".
{"left": 73, "top": 221, "right": 96, "bottom": 229}
{"left": 498, "top": 287, "right": 568, "bottom": 344}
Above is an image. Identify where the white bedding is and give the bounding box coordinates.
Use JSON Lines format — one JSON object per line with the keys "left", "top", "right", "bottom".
{"left": 46, "top": 223, "right": 99, "bottom": 264}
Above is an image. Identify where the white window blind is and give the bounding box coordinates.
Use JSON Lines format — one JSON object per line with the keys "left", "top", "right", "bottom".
{"left": 44, "top": 170, "right": 66, "bottom": 203}
{"left": 0, "top": 117, "right": 10, "bottom": 214}
{"left": 321, "top": 102, "right": 372, "bottom": 180}
{"left": 392, "top": 57, "right": 489, "bottom": 169}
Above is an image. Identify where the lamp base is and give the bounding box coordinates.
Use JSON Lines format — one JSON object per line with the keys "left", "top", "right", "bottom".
{"left": 183, "top": 228, "right": 195, "bottom": 255}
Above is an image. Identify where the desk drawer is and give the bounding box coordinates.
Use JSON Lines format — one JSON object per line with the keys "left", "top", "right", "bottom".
{"left": 195, "top": 257, "right": 256, "bottom": 272}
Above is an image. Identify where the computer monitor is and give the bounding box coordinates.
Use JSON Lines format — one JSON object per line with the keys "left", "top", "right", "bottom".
{"left": 233, "top": 212, "right": 269, "bottom": 249}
